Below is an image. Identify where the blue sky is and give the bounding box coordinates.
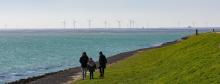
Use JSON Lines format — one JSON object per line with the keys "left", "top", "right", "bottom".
{"left": 0, "top": 0, "right": 219, "bottom": 29}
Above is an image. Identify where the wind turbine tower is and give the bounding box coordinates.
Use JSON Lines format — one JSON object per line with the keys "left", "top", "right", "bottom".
{"left": 146, "top": 22, "right": 149, "bottom": 28}
{"left": 73, "top": 20, "right": 76, "bottom": 29}
{"left": 104, "top": 20, "right": 107, "bottom": 28}
{"left": 117, "top": 20, "right": 121, "bottom": 28}
{"left": 62, "top": 21, "right": 66, "bottom": 29}
{"left": 129, "top": 20, "right": 135, "bottom": 28}
{"left": 133, "top": 20, "right": 135, "bottom": 28}
{"left": 4, "top": 24, "right": 7, "bottom": 29}
{"left": 88, "top": 19, "right": 92, "bottom": 28}
{"left": 192, "top": 22, "right": 196, "bottom": 28}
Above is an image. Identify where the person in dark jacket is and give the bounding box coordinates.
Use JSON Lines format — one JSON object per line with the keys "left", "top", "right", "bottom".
{"left": 79, "top": 52, "right": 89, "bottom": 80}
{"left": 196, "top": 29, "right": 198, "bottom": 35}
{"left": 98, "top": 51, "right": 107, "bottom": 78}
{"left": 87, "top": 58, "right": 96, "bottom": 79}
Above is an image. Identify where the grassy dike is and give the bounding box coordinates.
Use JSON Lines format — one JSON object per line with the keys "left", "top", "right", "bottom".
{"left": 74, "top": 33, "right": 220, "bottom": 84}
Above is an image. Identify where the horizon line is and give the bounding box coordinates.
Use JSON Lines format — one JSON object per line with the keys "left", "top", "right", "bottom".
{"left": 0, "top": 27, "right": 219, "bottom": 30}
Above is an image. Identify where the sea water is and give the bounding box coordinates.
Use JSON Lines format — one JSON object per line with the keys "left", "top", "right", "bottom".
{"left": 0, "top": 28, "right": 196, "bottom": 83}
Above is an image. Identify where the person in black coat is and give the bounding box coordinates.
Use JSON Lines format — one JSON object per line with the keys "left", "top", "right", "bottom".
{"left": 98, "top": 51, "right": 107, "bottom": 78}
{"left": 196, "top": 29, "right": 198, "bottom": 35}
{"left": 79, "top": 52, "right": 89, "bottom": 80}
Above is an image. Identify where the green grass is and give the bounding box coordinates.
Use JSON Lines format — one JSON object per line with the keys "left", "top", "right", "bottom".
{"left": 74, "top": 33, "right": 220, "bottom": 84}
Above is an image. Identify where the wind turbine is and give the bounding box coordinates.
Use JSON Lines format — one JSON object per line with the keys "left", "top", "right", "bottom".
{"left": 88, "top": 19, "right": 92, "bottom": 28}
{"left": 104, "top": 20, "right": 107, "bottom": 28}
{"left": 129, "top": 20, "right": 132, "bottom": 28}
{"left": 117, "top": 20, "right": 121, "bottom": 28}
{"left": 130, "top": 20, "right": 135, "bottom": 28}
{"left": 192, "top": 22, "right": 196, "bottom": 28}
{"left": 133, "top": 20, "right": 135, "bottom": 28}
{"left": 62, "top": 20, "right": 66, "bottom": 29}
{"left": 146, "top": 21, "right": 149, "bottom": 28}
{"left": 73, "top": 20, "right": 76, "bottom": 29}
{"left": 177, "top": 21, "right": 181, "bottom": 28}
{"left": 4, "top": 24, "right": 7, "bottom": 29}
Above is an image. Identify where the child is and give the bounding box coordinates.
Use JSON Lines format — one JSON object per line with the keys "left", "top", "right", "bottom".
{"left": 87, "top": 58, "right": 96, "bottom": 79}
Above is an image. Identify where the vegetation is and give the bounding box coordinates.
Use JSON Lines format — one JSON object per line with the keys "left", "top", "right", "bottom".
{"left": 74, "top": 33, "right": 220, "bottom": 84}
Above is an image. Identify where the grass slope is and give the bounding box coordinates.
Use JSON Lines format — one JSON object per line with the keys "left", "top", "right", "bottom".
{"left": 75, "top": 33, "right": 220, "bottom": 84}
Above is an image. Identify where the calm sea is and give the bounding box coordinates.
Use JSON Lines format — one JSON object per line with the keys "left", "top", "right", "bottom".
{"left": 0, "top": 28, "right": 198, "bottom": 83}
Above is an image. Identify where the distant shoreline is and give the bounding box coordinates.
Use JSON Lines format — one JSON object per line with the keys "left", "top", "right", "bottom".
{"left": 0, "top": 27, "right": 217, "bottom": 32}
{"left": 0, "top": 27, "right": 219, "bottom": 30}
{"left": 8, "top": 36, "right": 188, "bottom": 84}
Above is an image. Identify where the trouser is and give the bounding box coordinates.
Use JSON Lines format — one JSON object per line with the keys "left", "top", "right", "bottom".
{"left": 99, "top": 67, "right": 105, "bottom": 77}
{"left": 89, "top": 71, "right": 94, "bottom": 79}
{"left": 81, "top": 67, "right": 87, "bottom": 80}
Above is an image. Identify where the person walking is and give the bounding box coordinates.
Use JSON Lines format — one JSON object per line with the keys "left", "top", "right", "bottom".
{"left": 79, "top": 52, "right": 89, "bottom": 80}
{"left": 87, "top": 58, "right": 96, "bottom": 79}
{"left": 196, "top": 29, "right": 198, "bottom": 35}
{"left": 98, "top": 51, "right": 107, "bottom": 78}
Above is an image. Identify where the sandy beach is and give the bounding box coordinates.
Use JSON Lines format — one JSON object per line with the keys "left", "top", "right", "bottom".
{"left": 7, "top": 36, "right": 188, "bottom": 84}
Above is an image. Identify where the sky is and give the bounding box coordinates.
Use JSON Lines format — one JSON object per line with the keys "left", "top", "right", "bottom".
{"left": 0, "top": 0, "right": 219, "bottom": 29}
